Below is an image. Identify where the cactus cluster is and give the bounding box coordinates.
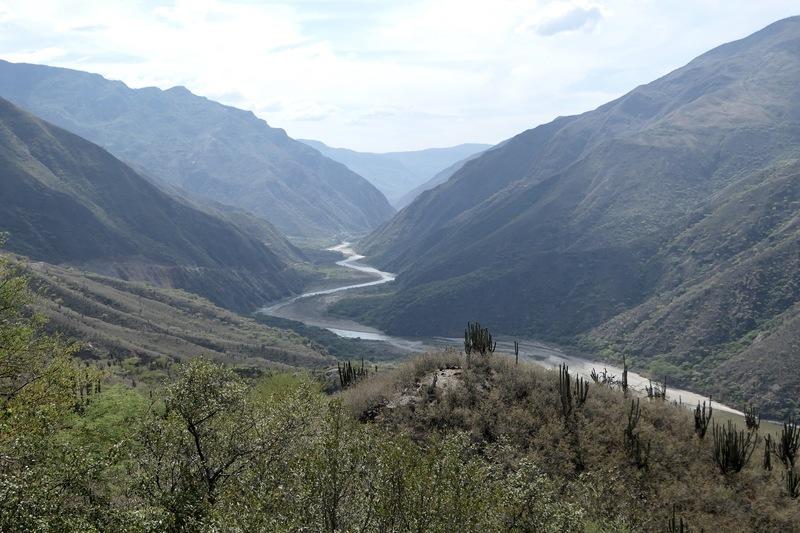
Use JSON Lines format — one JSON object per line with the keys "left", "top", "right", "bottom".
{"left": 712, "top": 420, "right": 755, "bottom": 474}
{"left": 589, "top": 367, "right": 616, "bottom": 386}
{"left": 764, "top": 434, "right": 773, "bottom": 471}
{"left": 763, "top": 419, "right": 800, "bottom": 496}
{"left": 776, "top": 418, "right": 800, "bottom": 469}
{"left": 463, "top": 322, "right": 496, "bottom": 357}
{"left": 694, "top": 399, "right": 713, "bottom": 439}
{"left": 744, "top": 405, "right": 760, "bottom": 431}
{"left": 337, "top": 358, "right": 369, "bottom": 389}
{"left": 558, "top": 364, "right": 589, "bottom": 419}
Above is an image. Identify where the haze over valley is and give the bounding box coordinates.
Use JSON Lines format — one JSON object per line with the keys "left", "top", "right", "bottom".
{"left": 1, "top": 4, "right": 800, "bottom": 531}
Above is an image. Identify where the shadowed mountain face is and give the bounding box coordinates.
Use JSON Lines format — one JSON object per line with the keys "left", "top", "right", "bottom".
{"left": 300, "top": 139, "right": 490, "bottom": 206}
{"left": 0, "top": 61, "right": 394, "bottom": 239}
{"left": 344, "top": 16, "right": 800, "bottom": 416}
{"left": 0, "top": 96, "right": 302, "bottom": 312}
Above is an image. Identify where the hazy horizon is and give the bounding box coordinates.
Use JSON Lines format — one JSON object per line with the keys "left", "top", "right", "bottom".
{"left": 1, "top": 1, "right": 798, "bottom": 152}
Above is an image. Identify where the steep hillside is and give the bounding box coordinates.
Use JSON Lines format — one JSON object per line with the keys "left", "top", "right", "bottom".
{"left": 342, "top": 17, "right": 800, "bottom": 416}
{"left": 0, "top": 61, "right": 394, "bottom": 238}
{"left": 0, "top": 97, "right": 301, "bottom": 311}
{"left": 301, "top": 139, "right": 489, "bottom": 205}
{"left": 590, "top": 161, "right": 800, "bottom": 418}
{"left": 395, "top": 148, "right": 489, "bottom": 208}
{"left": 16, "top": 256, "right": 331, "bottom": 372}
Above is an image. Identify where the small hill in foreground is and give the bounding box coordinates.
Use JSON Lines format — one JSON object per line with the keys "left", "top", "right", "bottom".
{"left": 342, "top": 351, "right": 800, "bottom": 532}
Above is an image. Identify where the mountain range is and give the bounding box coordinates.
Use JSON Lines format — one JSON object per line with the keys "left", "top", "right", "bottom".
{"left": 0, "top": 96, "right": 301, "bottom": 312}
{"left": 339, "top": 16, "right": 800, "bottom": 417}
{"left": 300, "top": 139, "right": 489, "bottom": 206}
{"left": 0, "top": 60, "right": 394, "bottom": 239}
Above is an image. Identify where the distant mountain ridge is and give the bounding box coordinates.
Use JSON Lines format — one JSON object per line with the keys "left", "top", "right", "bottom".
{"left": 300, "top": 139, "right": 490, "bottom": 206}
{"left": 0, "top": 60, "right": 394, "bottom": 239}
{"left": 340, "top": 16, "right": 800, "bottom": 417}
{"left": 395, "top": 148, "right": 491, "bottom": 208}
{"left": 0, "top": 96, "right": 301, "bottom": 312}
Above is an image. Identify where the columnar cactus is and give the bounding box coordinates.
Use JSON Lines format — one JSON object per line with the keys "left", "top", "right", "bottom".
{"left": 558, "top": 364, "right": 572, "bottom": 419}
{"left": 764, "top": 434, "right": 774, "bottom": 471}
{"left": 744, "top": 404, "right": 760, "bottom": 431}
{"left": 463, "top": 322, "right": 497, "bottom": 357}
{"left": 337, "top": 357, "right": 369, "bottom": 389}
{"left": 712, "top": 420, "right": 755, "bottom": 474}
{"left": 624, "top": 398, "right": 650, "bottom": 470}
{"left": 776, "top": 418, "right": 800, "bottom": 469}
{"left": 694, "top": 399, "right": 713, "bottom": 439}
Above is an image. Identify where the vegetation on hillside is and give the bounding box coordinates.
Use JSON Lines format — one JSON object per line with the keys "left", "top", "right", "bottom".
{"left": 3, "top": 257, "right": 799, "bottom": 532}
{"left": 344, "top": 350, "right": 800, "bottom": 531}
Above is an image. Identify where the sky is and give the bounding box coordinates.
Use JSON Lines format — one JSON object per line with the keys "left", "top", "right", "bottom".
{"left": 0, "top": 1, "right": 798, "bottom": 152}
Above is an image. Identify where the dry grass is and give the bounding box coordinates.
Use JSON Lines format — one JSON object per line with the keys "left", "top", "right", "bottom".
{"left": 344, "top": 351, "right": 800, "bottom": 532}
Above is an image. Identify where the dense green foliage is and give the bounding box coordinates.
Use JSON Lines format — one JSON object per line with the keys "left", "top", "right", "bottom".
{"left": 337, "top": 17, "right": 800, "bottom": 417}
{"left": 0, "top": 60, "right": 394, "bottom": 239}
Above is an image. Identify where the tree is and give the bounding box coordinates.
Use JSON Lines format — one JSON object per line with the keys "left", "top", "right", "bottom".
{"left": 0, "top": 241, "right": 104, "bottom": 530}
{"left": 136, "top": 359, "right": 320, "bottom": 530}
{"left": 136, "top": 359, "right": 256, "bottom": 527}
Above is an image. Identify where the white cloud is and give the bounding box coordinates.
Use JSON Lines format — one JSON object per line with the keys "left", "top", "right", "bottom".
{"left": 528, "top": 3, "right": 605, "bottom": 36}
{"left": 0, "top": 1, "right": 798, "bottom": 151}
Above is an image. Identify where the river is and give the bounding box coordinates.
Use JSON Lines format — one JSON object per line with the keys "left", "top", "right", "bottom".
{"left": 260, "top": 242, "right": 743, "bottom": 416}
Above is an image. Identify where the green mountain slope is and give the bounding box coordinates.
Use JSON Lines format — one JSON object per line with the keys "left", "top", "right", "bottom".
{"left": 301, "top": 139, "right": 489, "bottom": 205}
{"left": 342, "top": 16, "right": 800, "bottom": 416}
{"left": 0, "top": 61, "right": 394, "bottom": 239}
{"left": 0, "top": 96, "right": 301, "bottom": 311}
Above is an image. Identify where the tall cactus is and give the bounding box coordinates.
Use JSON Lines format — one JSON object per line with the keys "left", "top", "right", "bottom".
{"left": 621, "top": 354, "right": 629, "bottom": 397}
{"left": 624, "top": 398, "right": 650, "bottom": 470}
{"left": 558, "top": 364, "right": 573, "bottom": 419}
{"left": 694, "top": 399, "right": 713, "bottom": 439}
{"left": 764, "top": 434, "right": 774, "bottom": 471}
{"left": 785, "top": 468, "right": 800, "bottom": 499}
{"left": 574, "top": 374, "right": 589, "bottom": 407}
{"left": 776, "top": 418, "right": 800, "bottom": 470}
{"left": 712, "top": 420, "right": 755, "bottom": 474}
